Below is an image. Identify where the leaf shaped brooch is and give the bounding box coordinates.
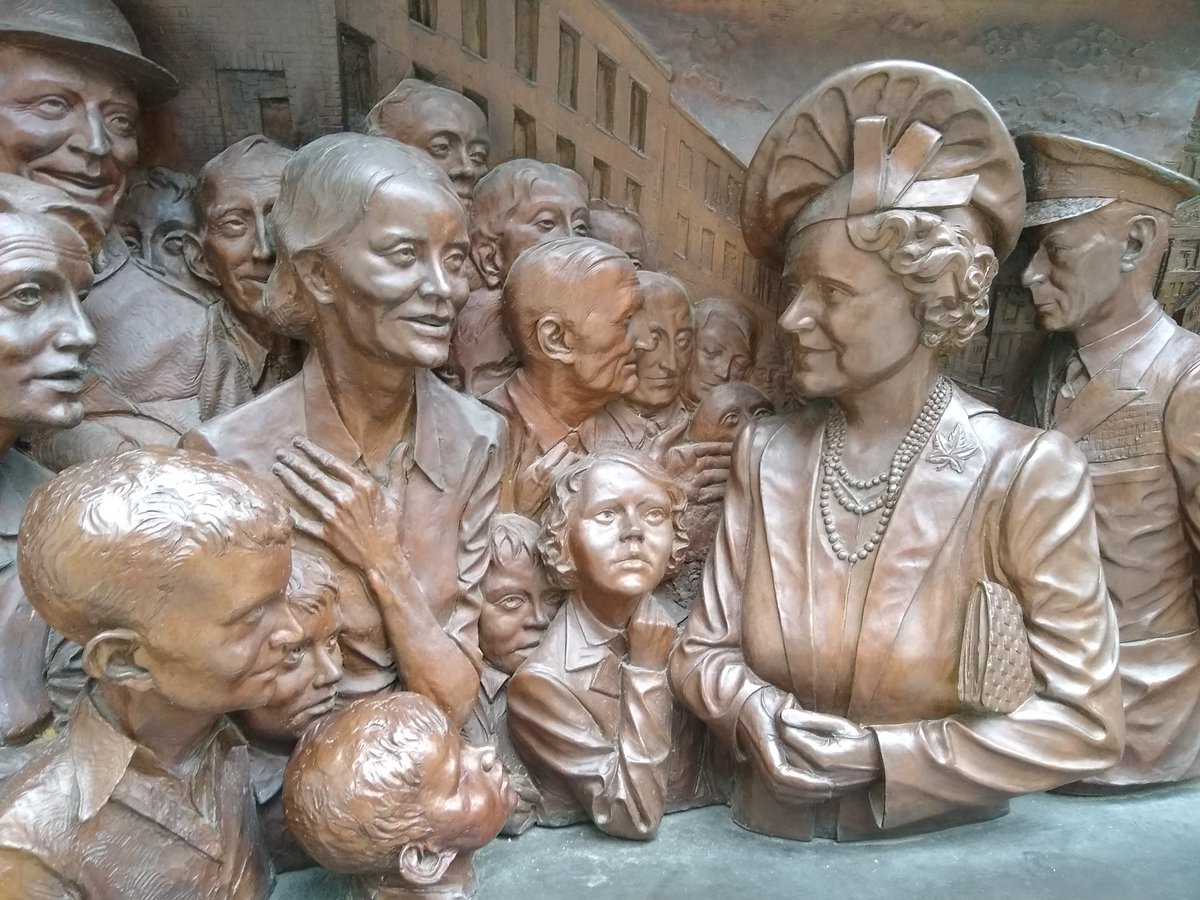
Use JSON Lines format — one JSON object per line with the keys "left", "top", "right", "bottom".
{"left": 927, "top": 424, "right": 978, "bottom": 474}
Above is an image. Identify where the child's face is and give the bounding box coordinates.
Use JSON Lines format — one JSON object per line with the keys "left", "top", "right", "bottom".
{"left": 479, "top": 557, "right": 566, "bottom": 674}
{"left": 421, "top": 733, "right": 516, "bottom": 851}
{"left": 138, "top": 543, "right": 301, "bottom": 715}
{"left": 568, "top": 461, "right": 676, "bottom": 601}
{"left": 237, "top": 595, "right": 343, "bottom": 743}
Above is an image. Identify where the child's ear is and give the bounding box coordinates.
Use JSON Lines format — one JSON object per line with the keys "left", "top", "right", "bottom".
{"left": 397, "top": 844, "right": 457, "bottom": 886}
{"left": 82, "top": 630, "right": 154, "bottom": 691}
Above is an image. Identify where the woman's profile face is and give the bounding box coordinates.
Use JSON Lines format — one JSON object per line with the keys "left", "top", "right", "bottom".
{"left": 777, "top": 219, "right": 924, "bottom": 399}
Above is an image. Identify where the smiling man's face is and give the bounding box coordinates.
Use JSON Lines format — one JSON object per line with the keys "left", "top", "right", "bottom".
{"left": 0, "top": 45, "right": 139, "bottom": 232}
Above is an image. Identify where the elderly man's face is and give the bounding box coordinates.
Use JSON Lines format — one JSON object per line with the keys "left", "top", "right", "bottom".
{"left": 323, "top": 178, "right": 470, "bottom": 369}
{"left": 627, "top": 286, "right": 693, "bottom": 411}
{"left": 398, "top": 95, "right": 490, "bottom": 207}
{"left": 498, "top": 179, "right": 590, "bottom": 277}
{"left": 0, "top": 46, "right": 139, "bottom": 231}
{"left": 778, "top": 220, "right": 923, "bottom": 399}
{"left": 0, "top": 224, "right": 96, "bottom": 432}
{"left": 568, "top": 460, "right": 676, "bottom": 601}
{"left": 567, "top": 264, "right": 649, "bottom": 400}
{"left": 1021, "top": 210, "right": 1127, "bottom": 334}
{"left": 197, "top": 165, "right": 287, "bottom": 322}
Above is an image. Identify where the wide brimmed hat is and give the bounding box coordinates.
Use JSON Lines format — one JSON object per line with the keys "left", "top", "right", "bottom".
{"left": 1017, "top": 132, "right": 1200, "bottom": 228}
{"left": 0, "top": 0, "right": 177, "bottom": 102}
{"left": 741, "top": 60, "right": 1025, "bottom": 264}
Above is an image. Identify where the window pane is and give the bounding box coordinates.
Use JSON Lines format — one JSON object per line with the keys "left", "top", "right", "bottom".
{"left": 558, "top": 23, "right": 579, "bottom": 108}
{"left": 674, "top": 214, "right": 690, "bottom": 259}
{"left": 515, "top": 0, "right": 539, "bottom": 81}
{"left": 704, "top": 160, "right": 720, "bottom": 209}
{"left": 629, "top": 82, "right": 647, "bottom": 151}
{"left": 677, "top": 140, "right": 692, "bottom": 190}
{"left": 624, "top": 177, "right": 642, "bottom": 213}
{"left": 556, "top": 135, "right": 576, "bottom": 170}
{"left": 408, "top": 0, "right": 436, "bottom": 29}
{"left": 513, "top": 107, "right": 536, "bottom": 158}
{"left": 591, "top": 158, "right": 611, "bottom": 200}
{"left": 701, "top": 228, "right": 715, "bottom": 271}
{"left": 462, "top": 0, "right": 487, "bottom": 57}
{"left": 596, "top": 53, "right": 616, "bottom": 131}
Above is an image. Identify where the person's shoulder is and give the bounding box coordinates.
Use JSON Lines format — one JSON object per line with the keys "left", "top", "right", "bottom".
{"left": 0, "top": 449, "right": 52, "bottom": 497}
{"left": 182, "top": 376, "right": 304, "bottom": 463}
{"left": 0, "top": 739, "right": 77, "bottom": 847}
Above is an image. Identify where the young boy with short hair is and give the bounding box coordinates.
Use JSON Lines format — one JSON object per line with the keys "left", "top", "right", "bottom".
{"left": 0, "top": 448, "right": 301, "bottom": 899}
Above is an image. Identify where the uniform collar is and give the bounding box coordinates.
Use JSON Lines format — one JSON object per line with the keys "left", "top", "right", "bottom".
{"left": 503, "top": 371, "right": 598, "bottom": 454}
{"left": 1075, "top": 307, "right": 1159, "bottom": 380}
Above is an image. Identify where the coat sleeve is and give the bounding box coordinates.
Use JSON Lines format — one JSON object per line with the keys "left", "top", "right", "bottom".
{"left": 507, "top": 663, "right": 674, "bottom": 840}
{"left": 669, "top": 421, "right": 789, "bottom": 749}
{"left": 1163, "top": 359, "right": 1200, "bottom": 612}
{"left": 869, "top": 429, "right": 1124, "bottom": 829}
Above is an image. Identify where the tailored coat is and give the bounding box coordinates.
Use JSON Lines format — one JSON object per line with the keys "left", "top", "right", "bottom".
{"left": 671, "top": 387, "right": 1125, "bottom": 840}
{"left": 1019, "top": 309, "right": 1200, "bottom": 786}
{"left": 182, "top": 353, "right": 505, "bottom": 698}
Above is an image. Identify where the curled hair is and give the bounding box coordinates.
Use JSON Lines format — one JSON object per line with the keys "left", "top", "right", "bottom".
{"left": 538, "top": 448, "right": 688, "bottom": 589}
{"left": 126, "top": 166, "right": 197, "bottom": 206}
{"left": 487, "top": 513, "right": 541, "bottom": 573}
{"left": 284, "top": 694, "right": 453, "bottom": 873}
{"left": 262, "top": 133, "right": 457, "bottom": 338}
{"left": 18, "top": 448, "right": 291, "bottom": 645}
{"left": 845, "top": 210, "right": 998, "bottom": 353}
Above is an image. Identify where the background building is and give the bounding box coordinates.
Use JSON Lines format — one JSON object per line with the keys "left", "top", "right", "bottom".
{"left": 117, "top": 0, "right": 778, "bottom": 313}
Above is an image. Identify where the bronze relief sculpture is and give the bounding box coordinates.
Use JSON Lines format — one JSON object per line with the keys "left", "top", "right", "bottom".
{"left": 0, "top": 0, "right": 234, "bottom": 466}
{"left": 508, "top": 448, "right": 720, "bottom": 840}
{"left": 285, "top": 693, "right": 516, "bottom": 900}
{"left": 0, "top": 448, "right": 301, "bottom": 898}
{"left": 0, "top": 202, "right": 94, "bottom": 747}
{"left": 183, "top": 133, "right": 501, "bottom": 729}
{"left": 114, "top": 166, "right": 206, "bottom": 297}
{"left": 482, "top": 236, "right": 649, "bottom": 516}
{"left": 1015, "top": 133, "right": 1200, "bottom": 791}
{"left": 184, "top": 135, "right": 304, "bottom": 410}
{"left": 672, "top": 60, "right": 1125, "bottom": 841}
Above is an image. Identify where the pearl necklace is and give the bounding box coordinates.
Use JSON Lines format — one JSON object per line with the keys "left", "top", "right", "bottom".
{"left": 819, "top": 377, "right": 952, "bottom": 563}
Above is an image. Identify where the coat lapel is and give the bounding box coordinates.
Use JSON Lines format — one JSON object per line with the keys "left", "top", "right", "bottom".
{"left": 847, "top": 392, "right": 987, "bottom": 716}
{"left": 755, "top": 416, "right": 824, "bottom": 702}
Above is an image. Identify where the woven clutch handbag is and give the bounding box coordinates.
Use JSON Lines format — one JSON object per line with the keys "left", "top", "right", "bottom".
{"left": 958, "top": 579, "right": 1036, "bottom": 715}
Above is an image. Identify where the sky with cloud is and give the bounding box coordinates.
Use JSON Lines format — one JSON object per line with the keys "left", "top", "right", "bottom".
{"left": 609, "top": 0, "right": 1200, "bottom": 167}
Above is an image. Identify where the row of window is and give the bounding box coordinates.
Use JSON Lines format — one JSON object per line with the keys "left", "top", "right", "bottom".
{"left": 410, "top": 1, "right": 650, "bottom": 153}
{"left": 673, "top": 212, "right": 772, "bottom": 302}
{"left": 677, "top": 139, "right": 741, "bottom": 223}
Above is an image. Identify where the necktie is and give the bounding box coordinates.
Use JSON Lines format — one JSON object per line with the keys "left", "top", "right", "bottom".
{"left": 1053, "top": 351, "right": 1087, "bottom": 423}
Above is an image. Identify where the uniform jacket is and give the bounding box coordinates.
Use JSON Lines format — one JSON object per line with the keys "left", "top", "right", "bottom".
{"left": 182, "top": 353, "right": 505, "bottom": 698}
{"left": 671, "top": 388, "right": 1124, "bottom": 840}
{"left": 1019, "top": 309, "right": 1200, "bottom": 785}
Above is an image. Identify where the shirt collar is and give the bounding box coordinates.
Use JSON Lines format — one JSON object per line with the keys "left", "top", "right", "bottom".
{"left": 563, "top": 595, "right": 627, "bottom": 672}
{"left": 217, "top": 304, "right": 271, "bottom": 384}
{"left": 504, "top": 371, "right": 597, "bottom": 454}
{"left": 300, "top": 353, "right": 448, "bottom": 490}
{"left": 68, "top": 688, "right": 245, "bottom": 823}
{"left": 480, "top": 662, "right": 511, "bottom": 702}
{"left": 1076, "top": 307, "right": 1159, "bottom": 379}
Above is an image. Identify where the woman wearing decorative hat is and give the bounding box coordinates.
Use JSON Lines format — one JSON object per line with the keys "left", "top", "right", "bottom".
{"left": 670, "top": 61, "right": 1125, "bottom": 841}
